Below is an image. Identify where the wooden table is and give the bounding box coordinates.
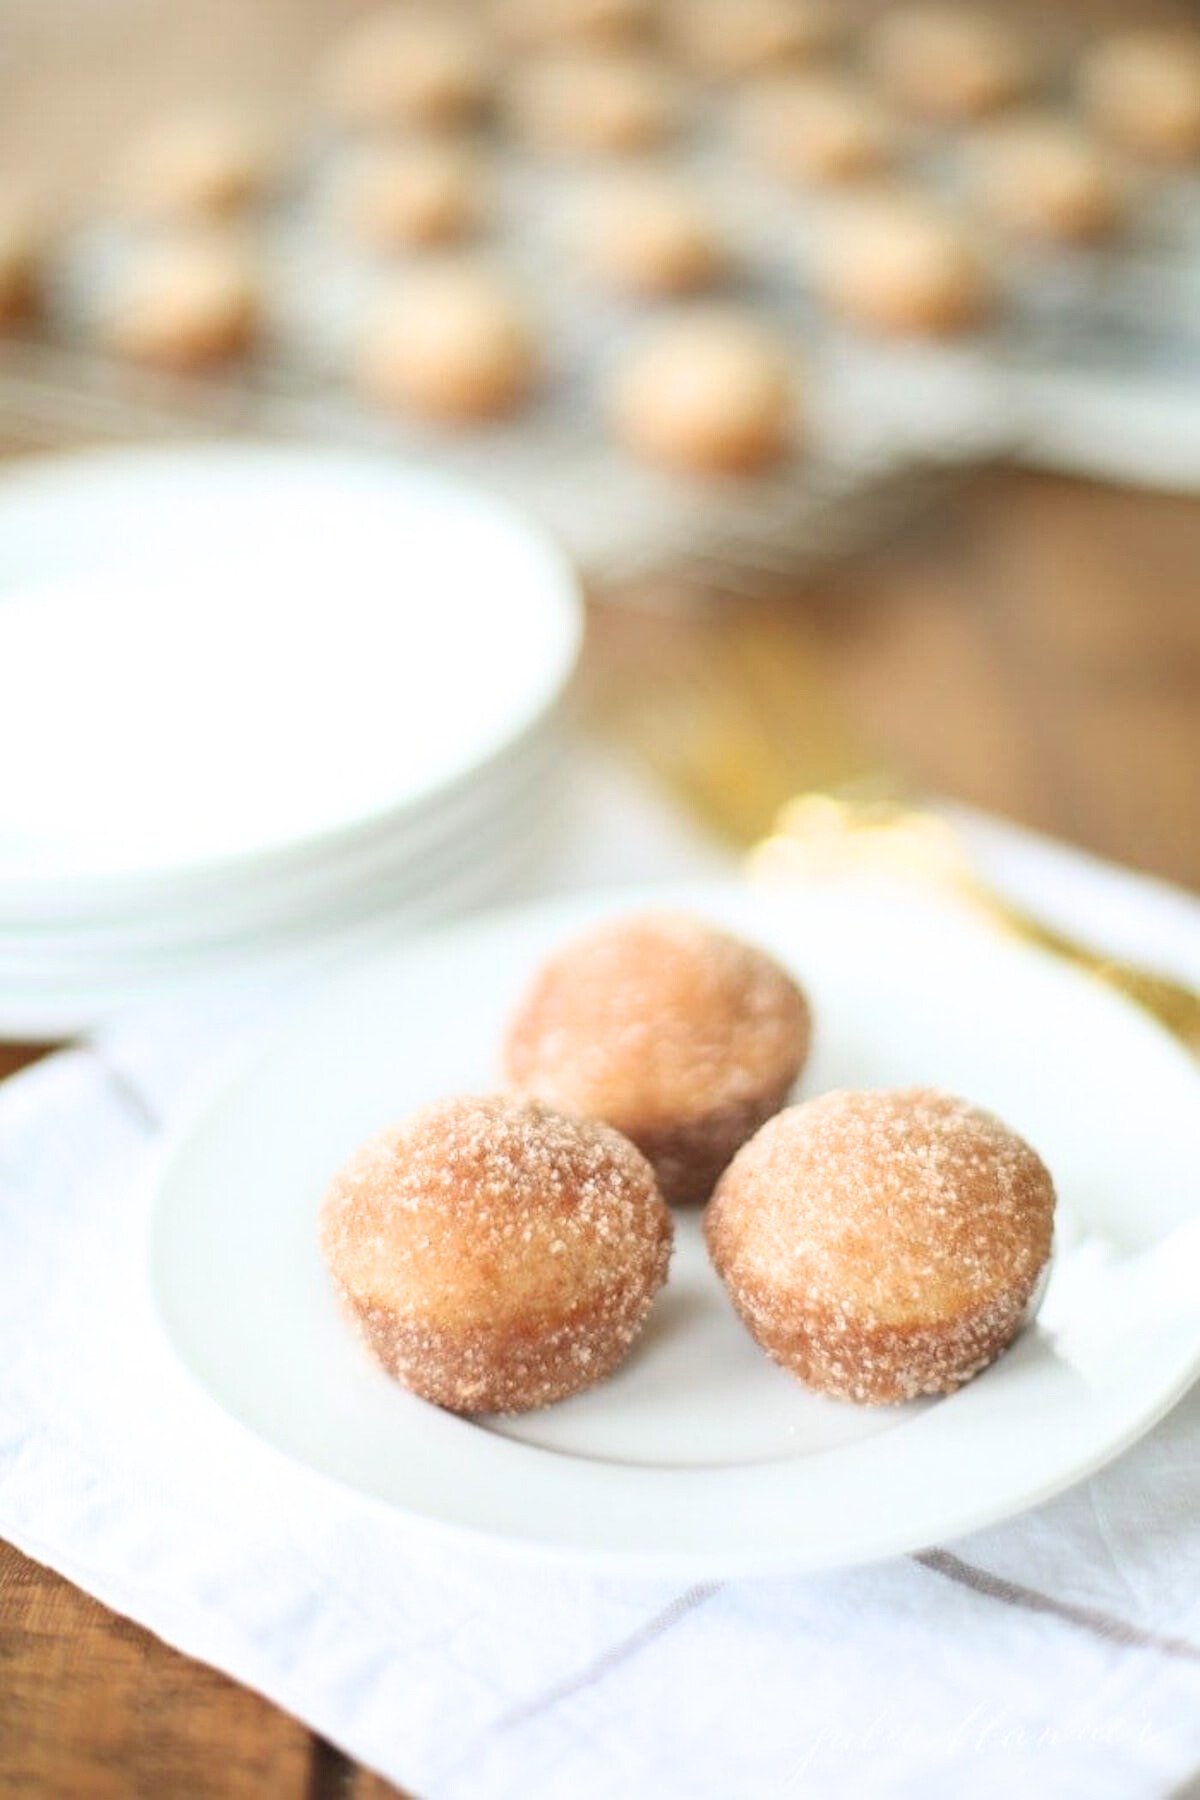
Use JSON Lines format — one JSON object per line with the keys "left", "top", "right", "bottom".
{"left": 3, "top": 464, "right": 1198, "bottom": 1795}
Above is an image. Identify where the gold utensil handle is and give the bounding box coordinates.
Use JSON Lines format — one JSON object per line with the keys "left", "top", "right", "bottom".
{"left": 590, "top": 611, "right": 1200, "bottom": 1058}
{"left": 968, "top": 894, "right": 1200, "bottom": 1056}
{"left": 755, "top": 795, "right": 1200, "bottom": 1057}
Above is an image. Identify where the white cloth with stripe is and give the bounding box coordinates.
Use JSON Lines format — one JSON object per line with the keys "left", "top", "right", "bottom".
{"left": 2, "top": 763, "right": 1199, "bottom": 1800}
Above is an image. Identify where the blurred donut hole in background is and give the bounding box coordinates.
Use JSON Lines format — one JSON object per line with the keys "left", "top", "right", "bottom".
{"left": 2, "top": 0, "right": 1200, "bottom": 586}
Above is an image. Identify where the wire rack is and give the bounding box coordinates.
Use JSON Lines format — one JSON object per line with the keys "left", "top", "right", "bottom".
{"left": 5, "top": 79, "right": 1200, "bottom": 584}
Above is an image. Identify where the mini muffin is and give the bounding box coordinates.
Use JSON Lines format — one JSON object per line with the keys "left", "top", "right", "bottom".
{"left": 104, "top": 236, "right": 258, "bottom": 369}
{"left": 0, "top": 202, "right": 42, "bottom": 323}
{"left": 815, "top": 193, "right": 989, "bottom": 336}
{"left": 580, "top": 174, "right": 726, "bottom": 295}
{"left": 322, "top": 9, "right": 491, "bottom": 131}
{"left": 507, "top": 52, "right": 680, "bottom": 155}
{"left": 320, "top": 1094, "right": 673, "bottom": 1413}
{"left": 970, "top": 116, "right": 1123, "bottom": 245}
{"left": 339, "top": 141, "right": 485, "bottom": 250}
{"left": 706, "top": 1087, "right": 1056, "bottom": 1404}
{"left": 666, "top": 0, "right": 839, "bottom": 79}
{"left": 505, "top": 912, "right": 811, "bottom": 1204}
{"left": 1080, "top": 30, "right": 1200, "bottom": 166}
{"left": 358, "top": 266, "right": 537, "bottom": 421}
{"left": 866, "top": 6, "right": 1030, "bottom": 123}
{"left": 611, "top": 311, "right": 796, "bottom": 474}
{"left": 741, "top": 75, "right": 895, "bottom": 187}
{"left": 492, "top": 0, "right": 653, "bottom": 49}
{"left": 116, "top": 111, "right": 275, "bottom": 221}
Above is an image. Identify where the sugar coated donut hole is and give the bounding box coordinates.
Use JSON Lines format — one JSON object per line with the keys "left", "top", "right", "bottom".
{"left": 505, "top": 912, "right": 812, "bottom": 1205}
{"left": 611, "top": 311, "right": 796, "bottom": 474}
{"left": 705, "top": 1087, "right": 1056, "bottom": 1404}
{"left": 580, "top": 174, "right": 727, "bottom": 295}
{"left": 742, "top": 75, "right": 896, "bottom": 188}
{"left": 339, "top": 141, "right": 485, "bottom": 250}
{"left": 320, "top": 1094, "right": 673, "bottom": 1413}
{"left": 1080, "top": 31, "right": 1200, "bottom": 166}
{"left": 970, "top": 116, "right": 1123, "bottom": 245}
{"left": 492, "top": 0, "right": 654, "bottom": 50}
{"left": 116, "top": 111, "right": 275, "bottom": 221}
{"left": 0, "top": 202, "right": 42, "bottom": 323}
{"left": 105, "top": 237, "right": 259, "bottom": 370}
{"left": 358, "top": 266, "right": 537, "bottom": 421}
{"left": 666, "top": 0, "right": 839, "bottom": 79}
{"left": 866, "top": 6, "right": 1030, "bottom": 124}
{"left": 322, "top": 9, "right": 492, "bottom": 132}
{"left": 508, "top": 53, "right": 681, "bottom": 155}
{"left": 815, "top": 193, "right": 989, "bottom": 337}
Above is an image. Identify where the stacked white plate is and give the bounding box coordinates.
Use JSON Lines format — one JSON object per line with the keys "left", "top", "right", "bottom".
{"left": 0, "top": 445, "right": 582, "bottom": 1036}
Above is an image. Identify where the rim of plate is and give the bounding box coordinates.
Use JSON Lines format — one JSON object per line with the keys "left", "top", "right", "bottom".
{"left": 147, "top": 879, "right": 1200, "bottom": 1579}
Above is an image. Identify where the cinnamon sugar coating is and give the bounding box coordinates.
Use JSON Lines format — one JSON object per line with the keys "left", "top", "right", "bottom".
{"left": 504, "top": 912, "right": 811, "bottom": 1204}
{"left": 320, "top": 1094, "right": 671, "bottom": 1414}
{"left": 705, "top": 1087, "right": 1055, "bottom": 1404}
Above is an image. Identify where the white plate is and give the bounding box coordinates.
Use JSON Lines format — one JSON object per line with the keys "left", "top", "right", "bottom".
{"left": 0, "top": 444, "right": 581, "bottom": 900}
{"left": 149, "top": 881, "right": 1200, "bottom": 1578}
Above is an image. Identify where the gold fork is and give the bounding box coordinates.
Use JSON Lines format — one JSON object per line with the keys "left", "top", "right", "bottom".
{"left": 591, "top": 607, "right": 1200, "bottom": 1055}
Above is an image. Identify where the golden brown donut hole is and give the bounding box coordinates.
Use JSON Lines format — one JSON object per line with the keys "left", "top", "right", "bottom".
{"left": 505, "top": 912, "right": 812, "bottom": 1203}
{"left": 705, "top": 1087, "right": 1056, "bottom": 1404}
{"left": 116, "top": 111, "right": 276, "bottom": 221}
{"left": 507, "top": 53, "right": 681, "bottom": 155}
{"left": 491, "top": 0, "right": 654, "bottom": 50}
{"left": 358, "top": 266, "right": 538, "bottom": 422}
{"left": 322, "top": 9, "right": 492, "bottom": 132}
{"left": 579, "top": 174, "right": 727, "bottom": 295}
{"left": 0, "top": 202, "right": 42, "bottom": 324}
{"left": 666, "top": 0, "right": 840, "bottom": 80}
{"left": 320, "top": 1094, "right": 673, "bottom": 1413}
{"left": 741, "top": 75, "right": 896, "bottom": 188}
{"left": 609, "top": 312, "right": 798, "bottom": 475}
{"left": 338, "top": 141, "right": 485, "bottom": 250}
{"left": 866, "top": 6, "right": 1031, "bottom": 124}
{"left": 104, "top": 236, "right": 259, "bottom": 370}
{"left": 970, "top": 116, "right": 1123, "bottom": 246}
{"left": 1080, "top": 30, "right": 1200, "bottom": 167}
{"left": 815, "top": 193, "right": 990, "bottom": 337}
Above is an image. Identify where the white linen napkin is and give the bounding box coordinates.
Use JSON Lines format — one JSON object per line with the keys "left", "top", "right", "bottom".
{"left": 2, "top": 765, "right": 1198, "bottom": 1800}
